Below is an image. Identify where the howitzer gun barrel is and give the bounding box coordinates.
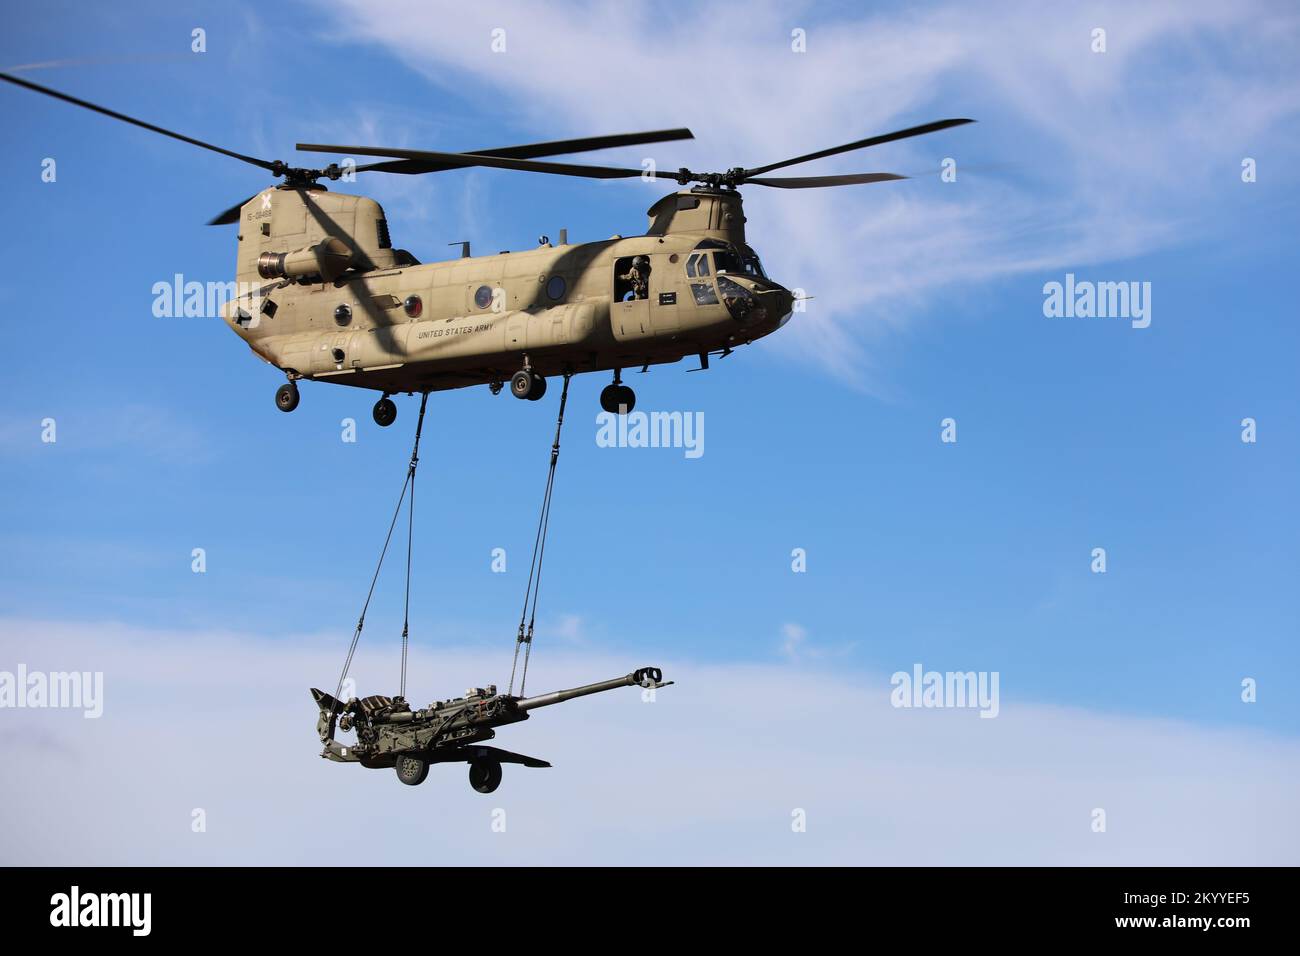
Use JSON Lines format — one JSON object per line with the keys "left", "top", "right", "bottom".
{"left": 515, "top": 667, "right": 668, "bottom": 712}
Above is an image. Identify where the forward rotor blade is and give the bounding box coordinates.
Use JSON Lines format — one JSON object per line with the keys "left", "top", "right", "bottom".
{"left": 470, "top": 128, "right": 694, "bottom": 160}
{"left": 743, "top": 118, "right": 975, "bottom": 178}
{"left": 0, "top": 71, "right": 279, "bottom": 172}
{"left": 299, "top": 143, "right": 649, "bottom": 180}
{"left": 745, "top": 172, "right": 906, "bottom": 188}
{"left": 352, "top": 127, "right": 694, "bottom": 176}
{"left": 352, "top": 159, "right": 444, "bottom": 175}
{"left": 208, "top": 192, "right": 261, "bottom": 226}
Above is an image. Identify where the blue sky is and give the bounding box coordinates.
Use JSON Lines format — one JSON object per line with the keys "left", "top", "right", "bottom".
{"left": 1, "top": 1, "right": 1297, "bottom": 864}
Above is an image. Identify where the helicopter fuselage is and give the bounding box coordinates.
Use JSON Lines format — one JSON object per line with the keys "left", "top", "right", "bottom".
{"left": 1, "top": 71, "right": 970, "bottom": 414}
{"left": 221, "top": 185, "right": 794, "bottom": 402}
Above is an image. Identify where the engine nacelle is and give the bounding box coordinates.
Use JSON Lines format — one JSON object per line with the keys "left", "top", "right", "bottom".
{"left": 258, "top": 236, "right": 353, "bottom": 282}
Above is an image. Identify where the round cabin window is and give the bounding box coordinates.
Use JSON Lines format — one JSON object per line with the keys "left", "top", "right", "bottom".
{"left": 334, "top": 304, "right": 352, "bottom": 327}
{"left": 546, "top": 275, "right": 566, "bottom": 301}
{"left": 474, "top": 285, "right": 493, "bottom": 310}
{"left": 403, "top": 295, "right": 423, "bottom": 318}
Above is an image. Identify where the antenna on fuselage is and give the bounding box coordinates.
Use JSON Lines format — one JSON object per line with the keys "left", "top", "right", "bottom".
{"left": 449, "top": 240, "right": 471, "bottom": 259}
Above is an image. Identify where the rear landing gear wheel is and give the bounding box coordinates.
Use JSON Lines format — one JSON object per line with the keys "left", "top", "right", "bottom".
{"left": 600, "top": 383, "right": 635, "bottom": 414}
{"left": 468, "top": 759, "right": 502, "bottom": 793}
{"left": 511, "top": 370, "right": 547, "bottom": 401}
{"left": 275, "top": 382, "right": 300, "bottom": 413}
{"left": 395, "top": 754, "right": 429, "bottom": 786}
{"left": 372, "top": 396, "right": 397, "bottom": 427}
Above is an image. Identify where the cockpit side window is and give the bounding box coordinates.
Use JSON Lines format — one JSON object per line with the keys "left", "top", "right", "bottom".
{"left": 691, "top": 281, "right": 719, "bottom": 306}
{"left": 742, "top": 249, "right": 767, "bottom": 279}
{"left": 685, "top": 253, "right": 712, "bottom": 277}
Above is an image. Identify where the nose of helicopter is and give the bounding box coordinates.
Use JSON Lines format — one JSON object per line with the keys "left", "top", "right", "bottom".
{"left": 742, "top": 285, "right": 794, "bottom": 333}
{"left": 760, "top": 286, "right": 795, "bottom": 328}
{"left": 716, "top": 276, "right": 795, "bottom": 335}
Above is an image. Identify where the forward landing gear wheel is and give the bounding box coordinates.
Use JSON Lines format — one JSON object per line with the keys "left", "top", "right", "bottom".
{"left": 372, "top": 396, "right": 397, "bottom": 427}
{"left": 395, "top": 754, "right": 429, "bottom": 786}
{"left": 600, "top": 383, "right": 635, "bottom": 414}
{"left": 511, "top": 370, "right": 547, "bottom": 401}
{"left": 468, "top": 759, "right": 503, "bottom": 793}
{"left": 275, "top": 383, "right": 300, "bottom": 413}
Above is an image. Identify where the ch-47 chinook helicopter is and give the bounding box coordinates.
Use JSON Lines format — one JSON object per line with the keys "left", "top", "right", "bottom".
{"left": 2, "top": 72, "right": 972, "bottom": 423}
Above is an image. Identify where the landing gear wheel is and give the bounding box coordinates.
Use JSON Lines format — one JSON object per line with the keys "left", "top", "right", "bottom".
{"left": 527, "top": 373, "right": 547, "bottom": 401}
{"left": 511, "top": 370, "right": 548, "bottom": 401}
{"left": 489, "top": 381, "right": 504, "bottom": 396}
{"left": 600, "top": 383, "right": 635, "bottom": 414}
{"left": 468, "top": 759, "right": 503, "bottom": 793}
{"left": 510, "top": 370, "right": 535, "bottom": 400}
{"left": 372, "top": 396, "right": 397, "bottom": 427}
{"left": 275, "top": 382, "right": 300, "bottom": 413}
{"left": 395, "top": 754, "right": 429, "bottom": 787}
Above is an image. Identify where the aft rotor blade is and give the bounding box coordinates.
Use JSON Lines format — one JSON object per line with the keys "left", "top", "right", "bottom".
{"left": 208, "top": 192, "right": 262, "bottom": 226}
{"left": 745, "top": 172, "right": 907, "bottom": 188}
{"left": 0, "top": 71, "right": 279, "bottom": 172}
{"left": 743, "top": 118, "right": 975, "bottom": 178}
{"left": 300, "top": 143, "right": 651, "bottom": 180}
{"left": 352, "top": 127, "right": 694, "bottom": 176}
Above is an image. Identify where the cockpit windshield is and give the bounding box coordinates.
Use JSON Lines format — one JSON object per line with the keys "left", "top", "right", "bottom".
{"left": 711, "top": 248, "right": 767, "bottom": 279}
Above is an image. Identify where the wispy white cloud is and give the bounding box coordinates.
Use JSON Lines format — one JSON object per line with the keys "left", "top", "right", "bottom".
{"left": 299, "top": 0, "right": 1300, "bottom": 393}
{"left": 1, "top": 618, "right": 1295, "bottom": 864}
{"left": 780, "top": 621, "right": 807, "bottom": 659}
{"left": 548, "top": 612, "right": 586, "bottom": 644}
{"left": 778, "top": 620, "right": 858, "bottom": 663}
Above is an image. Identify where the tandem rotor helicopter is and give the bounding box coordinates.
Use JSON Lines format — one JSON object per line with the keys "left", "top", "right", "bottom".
{"left": 4, "top": 70, "right": 976, "bottom": 790}
{"left": 2, "top": 72, "right": 973, "bottom": 424}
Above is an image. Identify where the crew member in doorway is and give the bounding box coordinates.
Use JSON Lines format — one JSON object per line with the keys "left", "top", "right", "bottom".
{"left": 619, "top": 256, "right": 650, "bottom": 300}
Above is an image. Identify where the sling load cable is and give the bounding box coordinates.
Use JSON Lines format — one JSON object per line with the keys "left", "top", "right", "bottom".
{"left": 509, "top": 373, "right": 572, "bottom": 697}
{"left": 333, "top": 392, "right": 430, "bottom": 704}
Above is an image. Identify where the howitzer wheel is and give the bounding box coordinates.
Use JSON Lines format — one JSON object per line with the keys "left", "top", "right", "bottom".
{"left": 395, "top": 754, "right": 429, "bottom": 786}
{"left": 468, "top": 759, "right": 503, "bottom": 793}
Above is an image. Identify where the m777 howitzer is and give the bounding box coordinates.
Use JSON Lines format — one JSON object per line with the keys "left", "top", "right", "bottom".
{"left": 311, "top": 667, "right": 672, "bottom": 791}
